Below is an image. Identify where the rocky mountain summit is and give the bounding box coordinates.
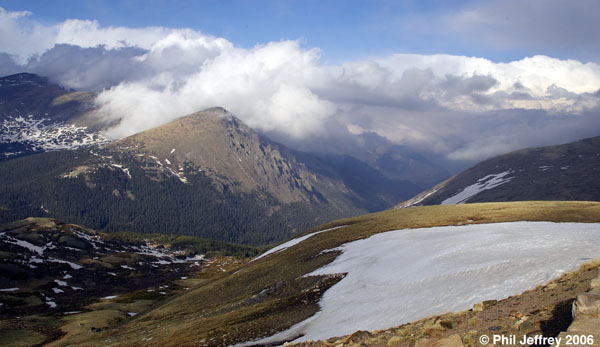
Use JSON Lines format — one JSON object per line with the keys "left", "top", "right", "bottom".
{"left": 113, "top": 107, "right": 329, "bottom": 204}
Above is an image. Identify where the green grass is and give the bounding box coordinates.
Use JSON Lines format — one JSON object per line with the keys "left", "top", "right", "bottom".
{"left": 50, "top": 201, "right": 600, "bottom": 346}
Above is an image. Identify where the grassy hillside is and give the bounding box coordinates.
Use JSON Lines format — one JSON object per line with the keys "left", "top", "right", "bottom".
{"left": 45, "top": 201, "right": 600, "bottom": 346}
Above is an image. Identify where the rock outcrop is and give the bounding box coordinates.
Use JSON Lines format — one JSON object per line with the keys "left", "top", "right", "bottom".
{"left": 553, "top": 269, "right": 600, "bottom": 347}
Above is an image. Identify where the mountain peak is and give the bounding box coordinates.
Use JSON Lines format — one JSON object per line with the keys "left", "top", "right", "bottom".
{"left": 113, "top": 108, "right": 318, "bottom": 203}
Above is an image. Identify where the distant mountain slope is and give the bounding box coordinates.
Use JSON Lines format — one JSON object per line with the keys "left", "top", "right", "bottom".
{"left": 398, "top": 136, "right": 600, "bottom": 207}
{"left": 0, "top": 108, "right": 421, "bottom": 245}
{"left": 0, "top": 73, "right": 107, "bottom": 160}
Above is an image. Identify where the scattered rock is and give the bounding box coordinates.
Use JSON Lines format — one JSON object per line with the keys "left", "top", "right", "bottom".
{"left": 572, "top": 293, "right": 600, "bottom": 318}
{"left": 509, "top": 310, "right": 523, "bottom": 320}
{"left": 473, "top": 300, "right": 497, "bottom": 312}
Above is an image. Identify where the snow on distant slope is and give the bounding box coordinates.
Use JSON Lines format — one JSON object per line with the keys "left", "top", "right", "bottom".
{"left": 253, "top": 221, "right": 600, "bottom": 343}
{"left": 441, "top": 171, "right": 514, "bottom": 204}
{"left": 0, "top": 115, "right": 109, "bottom": 157}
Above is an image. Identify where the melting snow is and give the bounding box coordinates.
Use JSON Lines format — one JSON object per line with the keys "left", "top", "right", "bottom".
{"left": 254, "top": 221, "right": 600, "bottom": 343}
{"left": 102, "top": 295, "right": 118, "bottom": 300}
{"left": 0, "top": 115, "right": 109, "bottom": 152}
{"left": 46, "top": 301, "right": 57, "bottom": 308}
{"left": 170, "top": 148, "right": 176, "bottom": 154}
{"left": 0, "top": 232, "right": 45, "bottom": 255}
{"left": 164, "top": 158, "right": 171, "bottom": 165}
{"left": 111, "top": 164, "right": 132, "bottom": 179}
{"left": 52, "top": 288, "right": 64, "bottom": 294}
{"left": 441, "top": 171, "right": 514, "bottom": 205}
{"left": 47, "top": 257, "right": 82, "bottom": 270}
{"left": 0, "top": 288, "right": 19, "bottom": 292}
{"left": 253, "top": 226, "right": 345, "bottom": 261}
{"left": 1, "top": 233, "right": 82, "bottom": 269}
{"left": 54, "top": 279, "right": 68, "bottom": 286}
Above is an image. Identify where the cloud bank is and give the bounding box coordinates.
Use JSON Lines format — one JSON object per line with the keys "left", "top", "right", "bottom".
{"left": 1, "top": 6, "right": 599, "bottom": 162}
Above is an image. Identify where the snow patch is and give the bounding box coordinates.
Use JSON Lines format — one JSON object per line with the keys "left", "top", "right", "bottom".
{"left": 254, "top": 221, "right": 600, "bottom": 344}
{"left": 253, "top": 226, "right": 345, "bottom": 261}
{"left": 441, "top": 171, "right": 514, "bottom": 205}
{"left": 0, "top": 232, "right": 45, "bottom": 255}
{"left": 111, "top": 163, "right": 132, "bottom": 179}
{"left": 54, "top": 279, "right": 68, "bottom": 287}
{"left": 47, "top": 257, "right": 83, "bottom": 270}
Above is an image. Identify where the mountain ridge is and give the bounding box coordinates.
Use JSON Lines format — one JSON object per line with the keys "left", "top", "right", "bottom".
{"left": 0, "top": 107, "right": 421, "bottom": 245}
{"left": 397, "top": 135, "right": 600, "bottom": 207}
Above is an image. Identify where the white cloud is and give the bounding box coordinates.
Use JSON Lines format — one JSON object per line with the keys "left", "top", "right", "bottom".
{"left": 1, "top": 6, "right": 600, "bottom": 162}
{"left": 400, "top": 0, "right": 600, "bottom": 63}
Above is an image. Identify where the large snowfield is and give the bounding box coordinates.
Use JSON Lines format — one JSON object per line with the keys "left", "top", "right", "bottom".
{"left": 254, "top": 221, "right": 600, "bottom": 344}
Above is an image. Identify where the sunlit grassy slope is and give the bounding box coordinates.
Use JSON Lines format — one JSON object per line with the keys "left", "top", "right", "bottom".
{"left": 53, "top": 201, "right": 600, "bottom": 346}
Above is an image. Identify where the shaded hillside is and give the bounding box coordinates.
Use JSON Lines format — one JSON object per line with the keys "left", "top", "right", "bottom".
{"left": 398, "top": 136, "right": 600, "bottom": 207}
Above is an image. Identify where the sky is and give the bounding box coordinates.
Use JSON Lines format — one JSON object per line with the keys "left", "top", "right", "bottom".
{"left": 1, "top": 0, "right": 599, "bottom": 162}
